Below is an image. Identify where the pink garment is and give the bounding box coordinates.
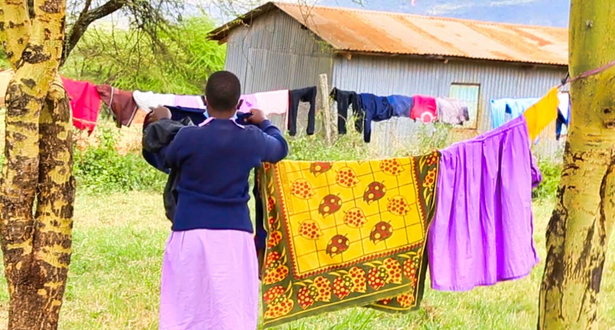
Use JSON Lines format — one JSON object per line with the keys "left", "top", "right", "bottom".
{"left": 62, "top": 77, "right": 101, "bottom": 133}
{"left": 159, "top": 229, "right": 259, "bottom": 330}
{"left": 174, "top": 95, "right": 206, "bottom": 109}
{"left": 238, "top": 94, "right": 257, "bottom": 113}
{"left": 411, "top": 95, "right": 437, "bottom": 123}
{"left": 253, "top": 90, "right": 289, "bottom": 115}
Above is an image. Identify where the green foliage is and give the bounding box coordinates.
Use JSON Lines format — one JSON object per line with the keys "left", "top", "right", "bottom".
{"left": 532, "top": 159, "right": 562, "bottom": 200}
{"left": 74, "top": 129, "right": 165, "bottom": 194}
{"left": 62, "top": 16, "right": 225, "bottom": 94}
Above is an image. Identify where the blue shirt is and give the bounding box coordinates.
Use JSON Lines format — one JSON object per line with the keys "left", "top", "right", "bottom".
{"left": 159, "top": 118, "right": 288, "bottom": 232}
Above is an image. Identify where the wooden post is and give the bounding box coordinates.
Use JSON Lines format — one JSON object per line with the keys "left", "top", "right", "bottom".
{"left": 319, "top": 73, "right": 333, "bottom": 146}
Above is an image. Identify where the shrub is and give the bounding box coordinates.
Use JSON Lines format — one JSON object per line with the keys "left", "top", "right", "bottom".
{"left": 73, "top": 128, "right": 165, "bottom": 194}
{"left": 532, "top": 159, "right": 562, "bottom": 200}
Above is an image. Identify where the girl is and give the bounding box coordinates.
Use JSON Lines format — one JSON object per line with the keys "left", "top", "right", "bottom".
{"left": 153, "top": 71, "right": 288, "bottom": 330}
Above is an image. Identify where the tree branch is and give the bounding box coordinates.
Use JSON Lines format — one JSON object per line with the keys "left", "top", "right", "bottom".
{"left": 61, "top": 0, "right": 125, "bottom": 65}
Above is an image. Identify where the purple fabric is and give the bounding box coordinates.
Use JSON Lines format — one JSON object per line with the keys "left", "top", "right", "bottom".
{"left": 174, "top": 95, "right": 206, "bottom": 109}
{"left": 428, "top": 116, "right": 540, "bottom": 292}
{"left": 159, "top": 229, "right": 259, "bottom": 330}
{"left": 238, "top": 94, "right": 257, "bottom": 113}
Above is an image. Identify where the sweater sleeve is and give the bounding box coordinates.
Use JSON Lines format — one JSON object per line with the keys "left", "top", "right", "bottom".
{"left": 160, "top": 127, "right": 191, "bottom": 169}
{"left": 258, "top": 120, "right": 289, "bottom": 163}
{"left": 253, "top": 168, "right": 267, "bottom": 251}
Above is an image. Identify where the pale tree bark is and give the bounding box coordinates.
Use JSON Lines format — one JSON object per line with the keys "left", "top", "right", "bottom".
{"left": 0, "top": 0, "right": 75, "bottom": 329}
{"left": 538, "top": 1, "right": 615, "bottom": 329}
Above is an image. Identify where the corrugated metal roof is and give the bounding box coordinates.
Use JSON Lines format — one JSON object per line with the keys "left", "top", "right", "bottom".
{"left": 208, "top": 2, "right": 568, "bottom": 66}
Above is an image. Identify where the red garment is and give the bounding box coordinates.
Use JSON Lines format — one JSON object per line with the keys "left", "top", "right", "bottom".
{"left": 62, "top": 77, "right": 101, "bottom": 133}
{"left": 96, "top": 84, "right": 139, "bottom": 128}
{"left": 410, "top": 95, "right": 437, "bottom": 123}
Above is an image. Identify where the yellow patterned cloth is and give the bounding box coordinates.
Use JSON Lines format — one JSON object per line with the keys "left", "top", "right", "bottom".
{"left": 259, "top": 154, "right": 440, "bottom": 328}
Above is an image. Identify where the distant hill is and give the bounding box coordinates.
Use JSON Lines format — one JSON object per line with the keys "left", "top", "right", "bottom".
{"left": 319, "top": 0, "right": 570, "bottom": 27}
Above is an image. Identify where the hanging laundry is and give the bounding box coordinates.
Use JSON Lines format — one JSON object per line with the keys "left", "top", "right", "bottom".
{"left": 133, "top": 90, "right": 176, "bottom": 111}
{"left": 330, "top": 87, "right": 362, "bottom": 135}
{"left": 165, "top": 105, "right": 207, "bottom": 126}
{"left": 174, "top": 94, "right": 206, "bottom": 109}
{"left": 288, "top": 86, "right": 317, "bottom": 136}
{"left": 410, "top": 95, "right": 437, "bottom": 123}
{"left": 62, "top": 77, "right": 102, "bottom": 133}
{"left": 428, "top": 115, "right": 541, "bottom": 292}
{"left": 238, "top": 94, "right": 258, "bottom": 113}
{"left": 0, "top": 69, "right": 14, "bottom": 107}
{"left": 556, "top": 92, "right": 571, "bottom": 140}
{"left": 253, "top": 90, "right": 289, "bottom": 115}
{"left": 96, "top": 85, "right": 139, "bottom": 128}
{"left": 490, "top": 98, "right": 539, "bottom": 129}
{"left": 359, "top": 93, "right": 395, "bottom": 143}
{"left": 258, "top": 155, "right": 440, "bottom": 328}
{"left": 436, "top": 97, "right": 470, "bottom": 125}
{"left": 524, "top": 87, "right": 559, "bottom": 142}
{"left": 386, "top": 95, "right": 414, "bottom": 117}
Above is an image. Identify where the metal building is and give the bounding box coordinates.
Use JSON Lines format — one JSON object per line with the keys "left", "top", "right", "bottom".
{"left": 208, "top": 2, "right": 568, "bottom": 156}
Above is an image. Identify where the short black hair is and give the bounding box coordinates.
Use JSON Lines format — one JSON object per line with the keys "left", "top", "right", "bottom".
{"left": 205, "top": 71, "right": 241, "bottom": 112}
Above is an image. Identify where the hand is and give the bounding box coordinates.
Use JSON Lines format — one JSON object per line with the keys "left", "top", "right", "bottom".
{"left": 150, "top": 106, "right": 172, "bottom": 122}
{"left": 248, "top": 109, "right": 267, "bottom": 125}
{"left": 256, "top": 248, "right": 265, "bottom": 280}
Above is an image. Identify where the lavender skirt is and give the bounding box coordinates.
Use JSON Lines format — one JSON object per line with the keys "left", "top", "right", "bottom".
{"left": 159, "top": 229, "right": 259, "bottom": 330}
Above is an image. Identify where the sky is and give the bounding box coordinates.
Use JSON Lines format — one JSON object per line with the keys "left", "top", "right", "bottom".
{"left": 198, "top": 0, "right": 570, "bottom": 27}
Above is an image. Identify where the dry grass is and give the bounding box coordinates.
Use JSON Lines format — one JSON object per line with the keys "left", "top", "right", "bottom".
{"left": 0, "top": 194, "right": 613, "bottom": 329}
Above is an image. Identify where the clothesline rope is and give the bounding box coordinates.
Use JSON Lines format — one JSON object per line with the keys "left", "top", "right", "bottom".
{"left": 561, "top": 59, "right": 615, "bottom": 86}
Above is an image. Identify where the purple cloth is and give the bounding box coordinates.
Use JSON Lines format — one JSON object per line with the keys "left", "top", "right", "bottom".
{"left": 159, "top": 229, "right": 259, "bottom": 330}
{"left": 174, "top": 95, "right": 206, "bottom": 109}
{"left": 428, "top": 116, "right": 540, "bottom": 292}
{"left": 238, "top": 94, "right": 257, "bottom": 113}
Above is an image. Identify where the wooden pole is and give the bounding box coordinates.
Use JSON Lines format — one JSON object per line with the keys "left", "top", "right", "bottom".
{"left": 319, "top": 73, "right": 333, "bottom": 146}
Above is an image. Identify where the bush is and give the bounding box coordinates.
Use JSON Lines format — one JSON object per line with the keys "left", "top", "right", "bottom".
{"left": 532, "top": 159, "right": 562, "bottom": 200}
{"left": 74, "top": 128, "right": 165, "bottom": 194}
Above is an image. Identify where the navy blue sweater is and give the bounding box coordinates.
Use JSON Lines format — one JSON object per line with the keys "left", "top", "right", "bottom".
{"left": 159, "top": 118, "right": 288, "bottom": 232}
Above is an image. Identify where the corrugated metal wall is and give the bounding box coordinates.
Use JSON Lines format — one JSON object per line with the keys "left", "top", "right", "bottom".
{"left": 332, "top": 55, "right": 567, "bottom": 157}
{"left": 223, "top": 11, "right": 334, "bottom": 131}
{"left": 222, "top": 10, "right": 567, "bottom": 158}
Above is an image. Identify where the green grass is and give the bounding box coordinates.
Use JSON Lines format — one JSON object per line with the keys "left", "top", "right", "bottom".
{"left": 0, "top": 194, "right": 614, "bottom": 329}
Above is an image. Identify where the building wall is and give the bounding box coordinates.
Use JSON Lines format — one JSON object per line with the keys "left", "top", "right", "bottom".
{"left": 331, "top": 55, "right": 567, "bottom": 156}
{"left": 223, "top": 11, "right": 334, "bottom": 131}
{"left": 223, "top": 11, "right": 334, "bottom": 93}
{"left": 221, "top": 11, "right": 567, "bottom": 157}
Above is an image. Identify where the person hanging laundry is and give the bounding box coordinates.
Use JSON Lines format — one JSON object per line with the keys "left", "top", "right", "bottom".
{"left": 96, "top": 85, "right": 139, "bottom": 127}
{"left": 330, "top": 87, "right": 362, "bottom": 135}
{"left": 174, "top": 94, "right": 206, "bottom": 109}
{"left": 359, "top": 93, "right": 395, "bottom": 143}
{"left": 155, "top": 71, "right": 288, "bottom": 330}
{"left": 133, "top": 90, "right": 176, "bottom": 112}
{"left": 386, "top": 95, "right": 413, "bottom": 117}
{"left": 253, "top": 89, "right": 289, "bottom": 115}
{"left": 62, "top": 77, "right": 102, "bottom": 133}
{"left": 0, "top": 69, "right": 14, "bottom": 107}
{"left": 410, "top": 95, "right": 437, "bottom": 123}
{"left": 436, "top": 97, "right": 470, "bottom": 125}
{"left": 288, "top": 86, "right": 317, "bottom": 136}
{"left": 428, "top": 115, "right": 542, "bottom": 292}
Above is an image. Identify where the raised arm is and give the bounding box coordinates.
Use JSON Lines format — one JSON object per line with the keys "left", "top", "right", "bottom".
{"left": 258, "top": 119, "right": 289, "bottom": 163}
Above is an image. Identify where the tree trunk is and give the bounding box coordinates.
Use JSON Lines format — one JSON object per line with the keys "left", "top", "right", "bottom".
{"left": 0, "top": 0, "right": 74, "bottom": 329}
{"left": 538, "top": 1, "right": 615, "bottom": 329}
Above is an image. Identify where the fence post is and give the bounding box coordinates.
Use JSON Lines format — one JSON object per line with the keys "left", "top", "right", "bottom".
{"left": 319, "top": 73, "right": 333, "bottom": 146}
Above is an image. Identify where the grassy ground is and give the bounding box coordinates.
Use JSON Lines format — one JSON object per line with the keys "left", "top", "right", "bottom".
{"left": 0, "top": 193, "right": 614, "bottom": 329}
